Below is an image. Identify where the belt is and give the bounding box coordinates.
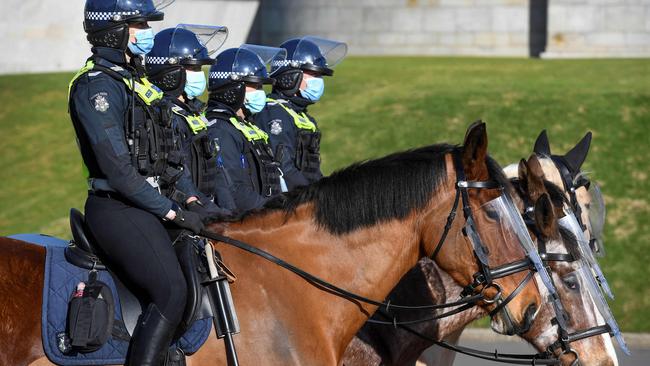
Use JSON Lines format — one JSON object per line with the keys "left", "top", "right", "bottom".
{"left": 88, "top": 190, "right": 126, "bottom": 200}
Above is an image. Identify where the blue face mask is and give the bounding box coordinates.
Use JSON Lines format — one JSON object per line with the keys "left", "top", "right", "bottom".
{"left": 184, "top": 70, "right": 206, "bottom": 99}
{"left": 127, "top": 27, "right": 155, "bottom": 55}
{"left": 300, "top": 76, "right": 325, "bottom": 101}
{"left": 244, "top": 89, "right": 267, "bottom": 114}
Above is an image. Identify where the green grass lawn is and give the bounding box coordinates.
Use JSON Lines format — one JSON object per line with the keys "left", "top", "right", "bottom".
{"left": 0, "top": 57, "right": 648, "bottom": 331}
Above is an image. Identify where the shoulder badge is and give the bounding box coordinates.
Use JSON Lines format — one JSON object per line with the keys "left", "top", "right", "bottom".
{"left": 269, "top": 119, "right": 283, "bottom": 135}
{"left": 93, "top": 93, "right": 110, "bottom": 113}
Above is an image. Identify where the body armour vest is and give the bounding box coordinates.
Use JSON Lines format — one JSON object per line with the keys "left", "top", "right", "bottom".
{"left": 268, "top": 98, "right": 322, "bottom": 182}
{"left": 68, "top": 59, "right": 185, "bottom": 196}
{"left": 227, "top": 117, "right": 282, "bottom": 197}
{"left": 170, "top": 105, "right": 218, "bottom": 197}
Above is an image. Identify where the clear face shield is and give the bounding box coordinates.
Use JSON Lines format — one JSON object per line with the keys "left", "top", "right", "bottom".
{"left": 232, "top": 44, "right": 287, "bottom": 84}
{"left": 561, "top": 239, "right": 629, "bottom": 354}
{"left": 293, "top": 36, "right": 348, "bottom": 69}
{"left": 470, "top": 194, "right": 560, "bottom": 299}
{"left": 558, "top": 210, "right": 613, "bottom": 300}
{"left": 152, "top": 0, "right": 175, "bottom": 10}
{"left": 587, "top": 183, "right": 606, "bottom": 257}
{"left": 169, "top": 24, "right": 228, "bottom": 63}
{"left": 113, "top": 0, "right": 175, "bottom": 14}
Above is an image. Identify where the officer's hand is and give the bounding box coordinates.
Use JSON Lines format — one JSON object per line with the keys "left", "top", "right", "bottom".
{"left": 186, "top": 200, "right": 232, "bottom": 221}
{"left": 171, "top": 208, "right": 204, "bottom": 234}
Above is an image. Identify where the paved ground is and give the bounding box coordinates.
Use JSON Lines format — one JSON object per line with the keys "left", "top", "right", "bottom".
{"left": 419, "top": 329, "right": 650, "bottom": 365}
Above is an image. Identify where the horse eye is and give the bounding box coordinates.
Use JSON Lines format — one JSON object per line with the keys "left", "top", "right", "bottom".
{"left": 585, "top": 203, "right": 591, "bottom": 209}
{"left": 485, "top": 208, "right": 499, "bottom": 221}
{"left": 562, "top": 273, "right": 580, "bottom": 291}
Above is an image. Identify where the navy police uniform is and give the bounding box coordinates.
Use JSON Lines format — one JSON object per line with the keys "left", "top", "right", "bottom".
{"left": 168, "top": 97, "right": 220, "bottom": 201}
{"left": 205, "top": 101, "right": 281, "bottom": 213}
{"left": 69, "top": 46, "right": 193, "bottom": 366}
{"left": 253, "top": 92, "right": 322, "bottom": 189}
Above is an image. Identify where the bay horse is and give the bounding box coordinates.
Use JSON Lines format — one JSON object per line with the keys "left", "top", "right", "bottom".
{"left": 0, "top": 122, "right": 543, "bottom": 365}
{"left": 342, "top": 154, "right": 618, "bottom": 366}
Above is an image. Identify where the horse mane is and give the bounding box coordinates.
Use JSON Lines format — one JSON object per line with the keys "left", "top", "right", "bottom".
{"left": 258, "top": 143, "right": 511, "bottom": 235}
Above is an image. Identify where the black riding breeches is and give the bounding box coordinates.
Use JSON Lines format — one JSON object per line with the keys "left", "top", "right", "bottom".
{"left": 85, "top": 194, "right": 187, "bottom": 325}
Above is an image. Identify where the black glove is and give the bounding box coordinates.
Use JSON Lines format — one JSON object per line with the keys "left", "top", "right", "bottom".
{"left": 186, "top": 200, "right": 232, "bottom": 221}
{"left": 171, "top": 207, "right": 204, "bottom": 234}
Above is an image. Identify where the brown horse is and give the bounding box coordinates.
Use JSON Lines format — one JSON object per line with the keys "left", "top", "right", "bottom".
{"left": 0, "top": 122, "right": 543, "bottom": 365}
{"left": 343, "top": 154, "right": 618, "bottom": 366}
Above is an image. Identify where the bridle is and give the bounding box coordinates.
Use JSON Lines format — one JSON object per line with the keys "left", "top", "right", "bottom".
{"left": 520, "top": 201, "right": 614, "bottom": 366}
{"left": 431, "top": 152, "right": 544, "bottom": 320}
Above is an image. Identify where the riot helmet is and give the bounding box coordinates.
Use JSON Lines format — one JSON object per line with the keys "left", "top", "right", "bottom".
{"left": 83, "top": 0, "right": 174, "bottom": 50}
{"left": 208, "top": 45, "right": 286, "bottom": 111}
{"left": 271, "top": 36, "right": 347, "bottom": 97}
{"left": 146, "top": 24, "right": 228, "bottom": 97}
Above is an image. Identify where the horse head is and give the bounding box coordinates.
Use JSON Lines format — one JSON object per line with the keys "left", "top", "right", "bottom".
{"left": 531, "top": 130, "right": 606, "bottom": 257}
{"left": 518, "top": 155, "right": 619, "bottom": 366}
{"left": 421, "top": 121, "right": 544, "bottom": 336}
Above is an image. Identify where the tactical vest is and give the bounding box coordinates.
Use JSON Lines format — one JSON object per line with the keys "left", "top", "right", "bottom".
{"left": 68, "top": 59, "right": 185, "bottom": 196}
{"left": 267, "top": 98, "right": 322, "bottom": 182}
{"left": 171, "top": 105, "right": 218, "bottom": 197}
{"left": 227, "top": 117, "right": 282, "bottom": 197}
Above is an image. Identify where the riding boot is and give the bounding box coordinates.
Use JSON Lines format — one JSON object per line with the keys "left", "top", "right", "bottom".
{"left": 128, "top": 303, "right": 177, "bottom": 366}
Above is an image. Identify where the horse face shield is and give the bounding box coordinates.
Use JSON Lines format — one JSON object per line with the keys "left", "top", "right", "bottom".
{"left": 586, "top": 183, "right": 606, "bottom": 257}
{"left": 552, "top": 212, "right": 628, "bottom": 355}
{"left": 471, "top": 194, "right": 559, "bottom": 297}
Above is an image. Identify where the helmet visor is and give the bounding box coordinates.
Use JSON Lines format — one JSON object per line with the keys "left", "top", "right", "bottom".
{"left": 233, "top": 44, "right": 287, "bottom": 83}
{"left": 294, "top": 36, "right": 348, "bottom": 70}
{"left": 472, "top": 194, "right": 559, "bottom": 297}
{"left": 587, "top": 183, "right": 606, "bottom": 257}
{"left": 558, "top": 211, "right": 614, "bottom": 300}
{"left": 112, "top": 0, "right": 174, "bottom": 21}
{"left": 153, "top": 0, "right": 175, "bottom": 10}
{"left": 170, "top": 24, "right": 228, "bottom": 64}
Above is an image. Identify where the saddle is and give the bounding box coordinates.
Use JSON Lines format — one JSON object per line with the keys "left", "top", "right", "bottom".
{"left": 65, "top": 208, "right": 213, "bottom": 337}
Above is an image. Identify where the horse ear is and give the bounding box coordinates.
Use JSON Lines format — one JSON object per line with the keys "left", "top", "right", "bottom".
{"left": 462, "top": 120, "right": 489, "bottom": 180}
{"left": 533, "top": 130, "right": 551, "bottom": 156}
{"left": 562, "top": 132, "right": 592, "bottom": 171}
{"left": 534, "top": 193, "right": 557, "bottom": 239}
{"left": 517, "top": 159, "right": 528, "bottom": 187}
{"left": 525, "top": 154, "right": 547, "bottom": 201}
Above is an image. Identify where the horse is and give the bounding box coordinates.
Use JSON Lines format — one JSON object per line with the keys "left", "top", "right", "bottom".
{"left": 0, "top": 122, "right": 546, "bottom": 365}
{"left": 343, "top": 154, "right": 619, "bottom": 366}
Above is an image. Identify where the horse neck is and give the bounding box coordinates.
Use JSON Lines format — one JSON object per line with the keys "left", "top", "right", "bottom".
{"left": 434, "top": 261, "right": 487, "bottom": 339}
{"left": 215, "top": 177, "right": 460, "bottom": 360}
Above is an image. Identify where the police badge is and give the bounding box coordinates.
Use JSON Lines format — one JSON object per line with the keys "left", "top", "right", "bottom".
{"left": 269, "top": 119, "right": 283, "bottom": 135}
{"left": 94, "top": 94, "right": 110, "bottom": 112}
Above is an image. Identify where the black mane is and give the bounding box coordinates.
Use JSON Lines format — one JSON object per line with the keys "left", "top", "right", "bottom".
{"left": 263, "top": 144, "right": 511, "bottom": 235}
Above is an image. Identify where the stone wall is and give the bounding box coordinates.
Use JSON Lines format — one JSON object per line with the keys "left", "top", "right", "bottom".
{"left": 543, "top": 0, "right": 650, "bottom": 58}
{"left": 248, "top": 0, "right": 650, "bottom": 58}
{"left": 249, "top": 0, "right": 532, "bottom": 56}
{"left": 0, "top": 0, "right": 260, "bottom": 74}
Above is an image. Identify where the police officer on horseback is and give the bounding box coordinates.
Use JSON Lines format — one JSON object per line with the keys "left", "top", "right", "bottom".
{"left": 253, "top": 36, "right": 347, "bottom": 189}
{"left": 145, "top": 24, "right": 232, "bottom": 217}
{"left": 68, "top": 0, "right": 204, "bottom": 364}
{"left": 205, "top": 45, "right": 288, "bottom": 214}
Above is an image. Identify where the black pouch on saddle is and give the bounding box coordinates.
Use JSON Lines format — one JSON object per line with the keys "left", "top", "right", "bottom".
{"left": 66, "top": 272, "right": 115, "bottom": 353}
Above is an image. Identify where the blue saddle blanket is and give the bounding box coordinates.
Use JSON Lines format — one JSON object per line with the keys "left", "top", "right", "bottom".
{"left": 10, "top": 233, "right": 212, "bottom": 366}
